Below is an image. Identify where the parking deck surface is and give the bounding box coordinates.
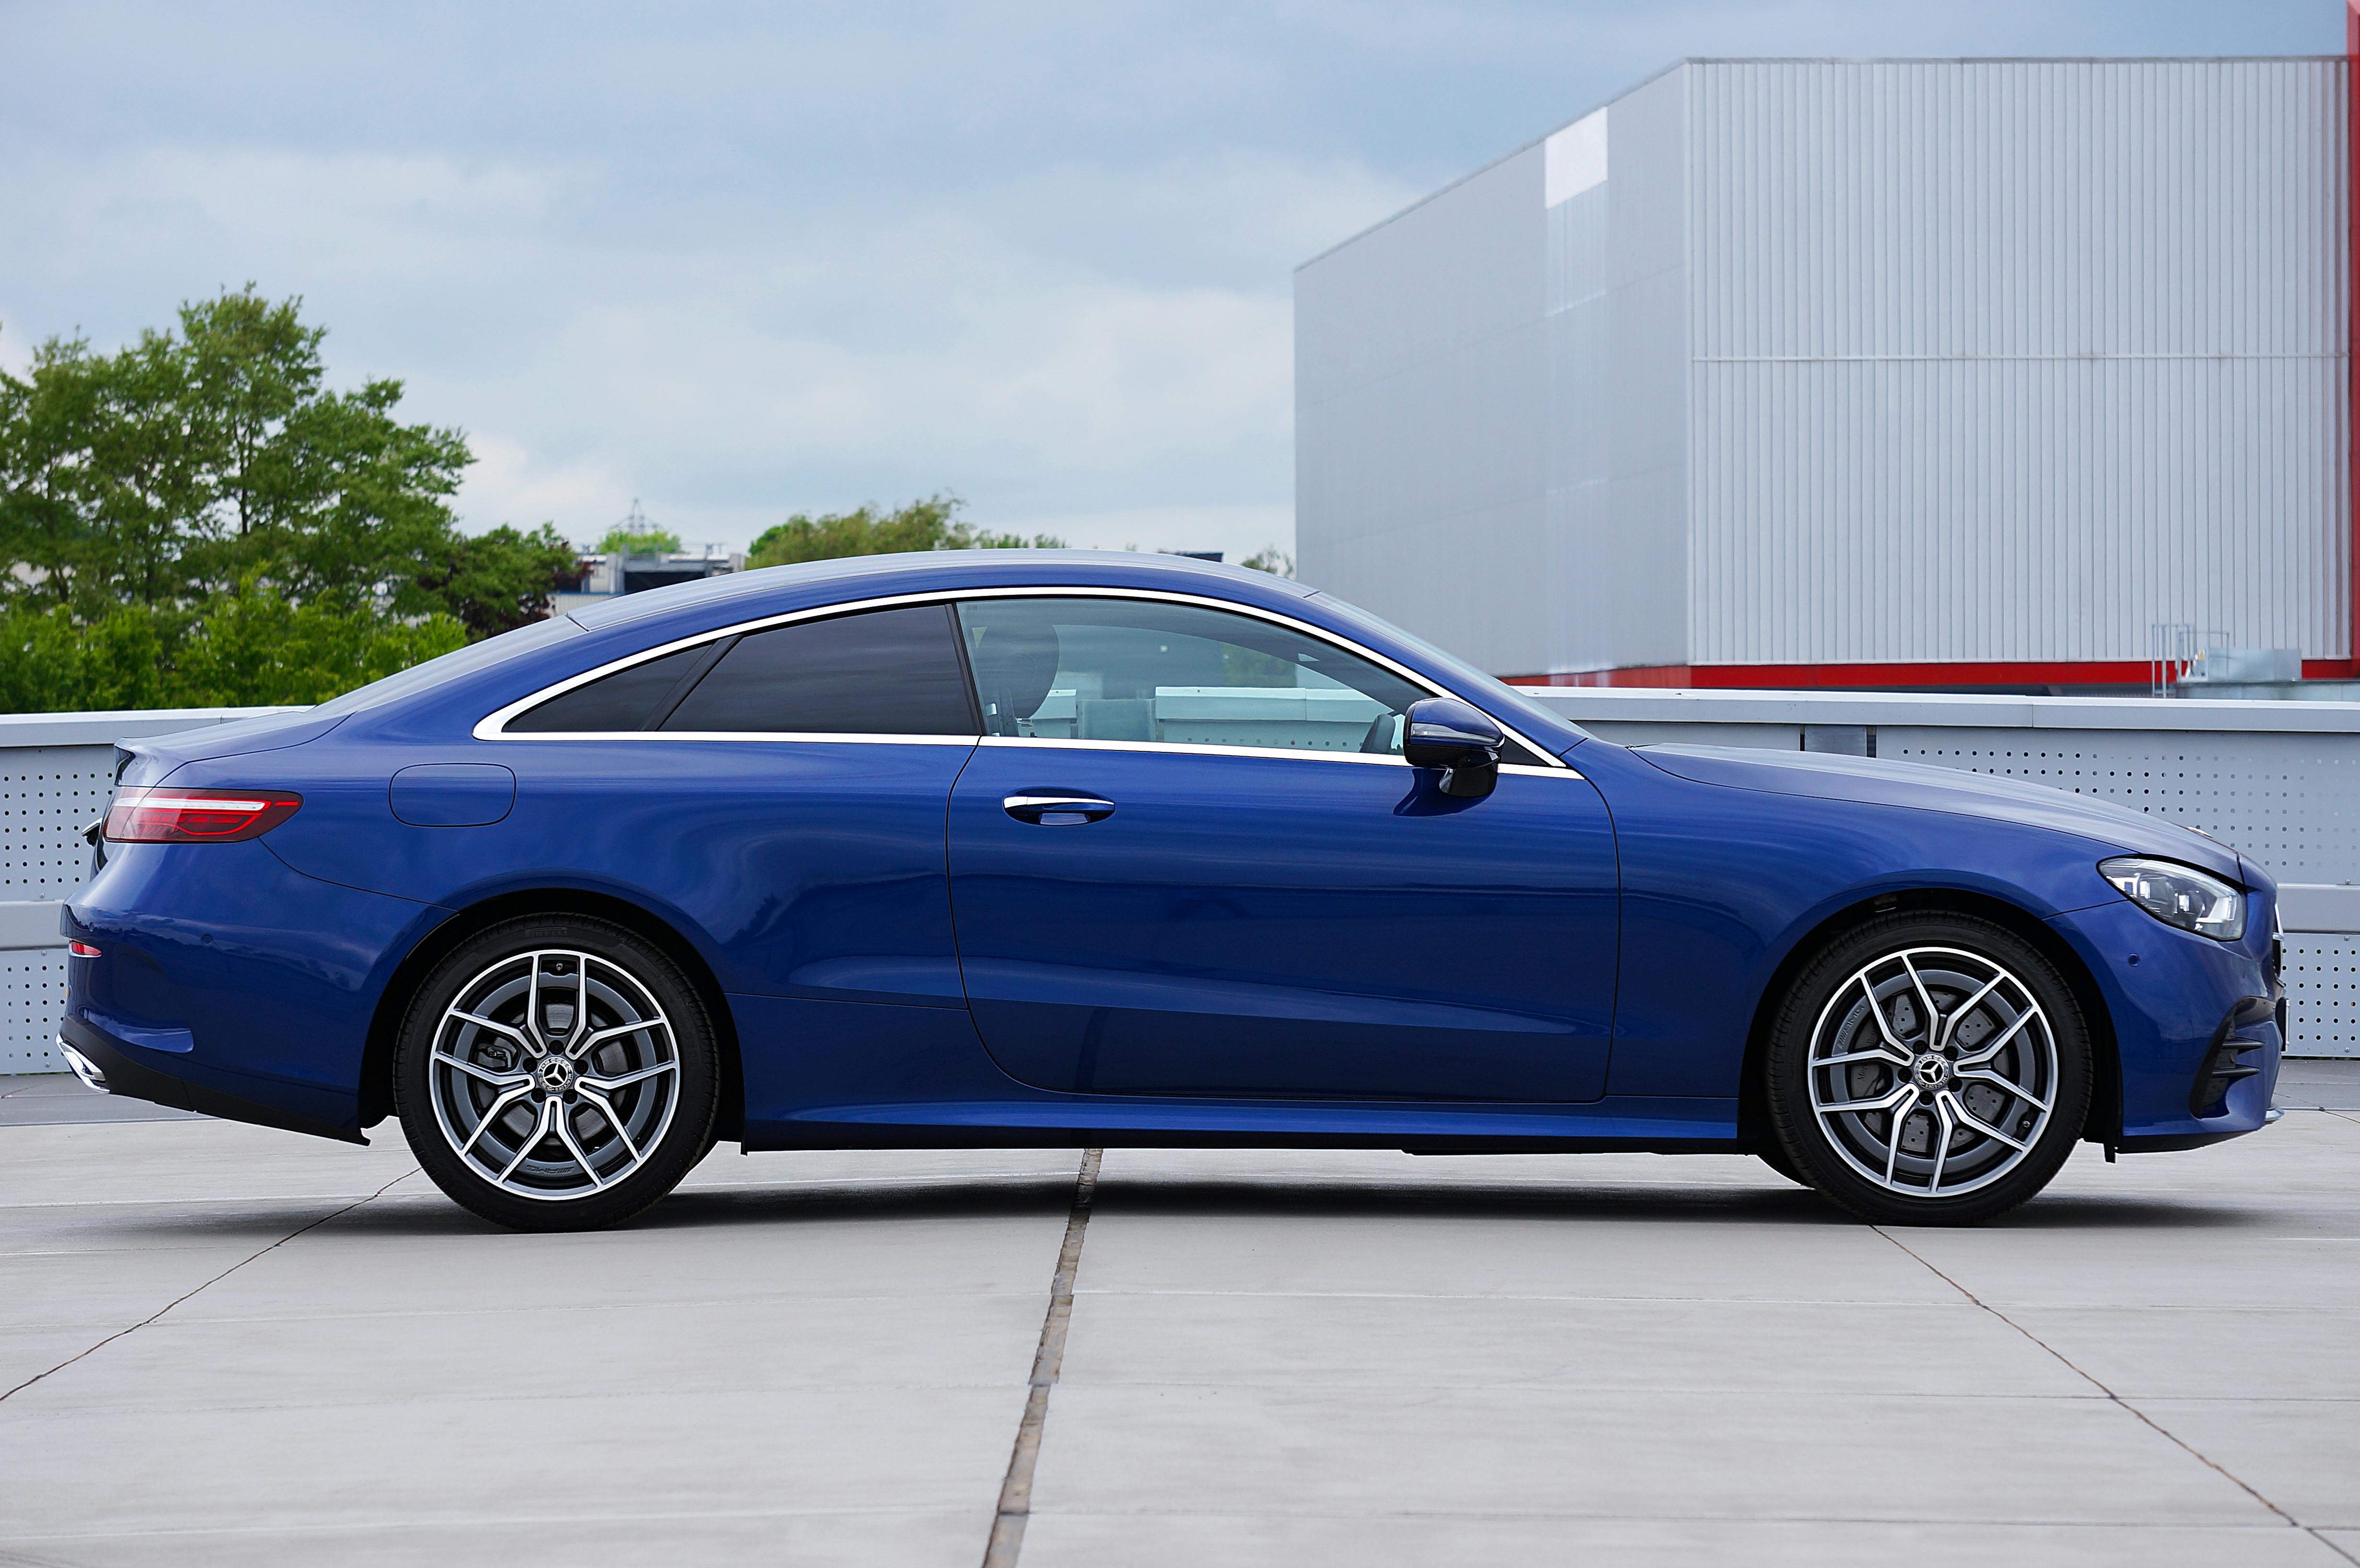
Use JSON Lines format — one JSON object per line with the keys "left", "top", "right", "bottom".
{"left": 1, "top": 1065, "right": 2355, "bottom": 1566}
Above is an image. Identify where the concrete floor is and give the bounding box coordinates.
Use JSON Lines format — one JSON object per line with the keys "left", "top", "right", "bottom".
{"left": 0, "top": 1067, "right": 2354, "bottom": 1567}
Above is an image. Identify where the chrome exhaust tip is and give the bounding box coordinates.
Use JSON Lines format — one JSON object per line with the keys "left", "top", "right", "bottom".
{"left": 59, "top": 1038, "right": 109, "bottom": 1093}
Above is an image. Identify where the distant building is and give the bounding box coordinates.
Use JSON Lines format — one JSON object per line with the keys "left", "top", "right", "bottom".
{"left": 552, "top": 546, "right": 743, "bottom": 617}
{"left": 1296, "top": 56, "right": 2352, "bottom": 694}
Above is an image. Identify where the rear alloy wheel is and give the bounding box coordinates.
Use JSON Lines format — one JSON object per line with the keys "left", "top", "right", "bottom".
{"left": 394, "top": 917, "right": 719, "bottom": 1231}
{"left": 1765, "top": 913, "right": 2091, "bottom": 1225}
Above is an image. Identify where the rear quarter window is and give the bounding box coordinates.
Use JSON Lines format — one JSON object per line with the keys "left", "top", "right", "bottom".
{"left": 661, "top": 603, "right": 977, "bottom": 736}
{"left": 507, "top": 642, "right": 722, "bottom": 733}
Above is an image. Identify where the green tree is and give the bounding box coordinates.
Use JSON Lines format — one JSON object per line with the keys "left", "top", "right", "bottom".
{"left": 590, "top": 524, "right": 683, "bottom": 556}
{"left": 1241, "top": 546, "right": 1295, "bottom": 578}
{"left": 748, "top": 494, "right": 1062, "bottom": 568}
{"left": 0, "top": 290, "right": 479, "bottom": 616}
{"left": 0, "top": 289, "right": 571, "bottom": 710}
{"left": 413, "top": 523, "right": 581, "bottom": 638}
{"left": 167, "top": 586, "right": 469, "bottom": 706}
{"left": 0, "top": 601, "right": 176, "bottom": 713}
{"left": 0, "top": 329, "right": 195, "bottom": 610}
{"left": 0, "top": 590, "right": 468, "bottom": 713}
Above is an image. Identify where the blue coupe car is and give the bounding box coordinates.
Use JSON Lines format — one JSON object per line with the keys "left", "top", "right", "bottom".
{"left": 61, "top": 552, "right": 2282, "bottom": 1230}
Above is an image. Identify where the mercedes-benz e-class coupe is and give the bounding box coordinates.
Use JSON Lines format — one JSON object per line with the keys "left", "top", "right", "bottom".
{"left": 62, "top": 552, "right": 2283, "bottom": 1230}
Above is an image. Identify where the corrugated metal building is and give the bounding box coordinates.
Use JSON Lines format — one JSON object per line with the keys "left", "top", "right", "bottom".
{"left": 1295, "top": 58, "right": 2355, "bottom": 689}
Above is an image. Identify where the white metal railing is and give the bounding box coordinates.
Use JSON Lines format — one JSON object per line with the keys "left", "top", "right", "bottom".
{"left": 7, "top": 690, "right": 2358, "bottom": 1071}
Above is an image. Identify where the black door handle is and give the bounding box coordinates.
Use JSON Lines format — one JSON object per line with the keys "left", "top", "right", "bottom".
{"left": 1003, "top": 793, "right": 1116, "bottom": 825}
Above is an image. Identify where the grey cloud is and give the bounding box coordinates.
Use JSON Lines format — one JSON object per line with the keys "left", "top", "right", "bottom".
{"left": 0, "top": 0, "right": 2337, "bottom": 556}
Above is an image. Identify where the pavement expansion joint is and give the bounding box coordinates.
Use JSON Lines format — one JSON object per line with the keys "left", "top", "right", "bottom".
{"left": 983, "top": 1146, "right": 1102, "bottom": 1568}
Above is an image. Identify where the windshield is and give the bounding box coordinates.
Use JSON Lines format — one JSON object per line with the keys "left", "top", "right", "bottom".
{"left": 309, "top": 614, "right": 587, "bottom": 718}
{"left": 1312, "top": 596, "right": 1589, "bottom": 749}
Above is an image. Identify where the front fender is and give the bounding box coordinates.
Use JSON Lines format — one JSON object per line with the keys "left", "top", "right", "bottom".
{"left": 1581, "top": 742, "right": 2138, "bottom": 1099}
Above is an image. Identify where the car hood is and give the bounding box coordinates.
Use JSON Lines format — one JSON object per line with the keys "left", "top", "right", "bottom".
{"left": 1630, "top": 744, "right": 2249, "bottom": 885}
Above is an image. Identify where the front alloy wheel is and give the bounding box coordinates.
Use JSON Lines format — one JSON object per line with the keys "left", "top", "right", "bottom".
{"left": 394, "top": 917, "right": 719, "bottom": 1231}
{"left": 1766, "top": 913, "right": 2090, "bottom": 1225}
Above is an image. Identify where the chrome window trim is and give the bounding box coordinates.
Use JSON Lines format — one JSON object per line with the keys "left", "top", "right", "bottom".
{"left": 976, "top": 734, "right": 1580, "bottom": 779}
{"left": 473, "top": 584, "right": 1571, "bottom": 768}
{"left": 475, "top": 730, "right": 981, "bottom": 747}
{"left": 982, "top": 734, "right": 1405, "bottom": 767}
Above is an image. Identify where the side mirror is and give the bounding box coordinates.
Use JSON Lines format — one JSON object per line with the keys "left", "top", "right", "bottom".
{"left": 1401, "top": 697, "right": 1502, "bottom": 798}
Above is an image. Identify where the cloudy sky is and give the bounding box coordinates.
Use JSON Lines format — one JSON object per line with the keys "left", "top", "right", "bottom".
{"left": 0, "top": 1, "right": 2341, "bottom": 562}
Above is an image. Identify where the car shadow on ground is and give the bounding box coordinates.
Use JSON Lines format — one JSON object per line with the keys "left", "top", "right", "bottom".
{"left": 1076, "top": 1178, "right": 2262, "bottom": 1231}
{"left": 50, "top": 1171, "right": 2266, "bottom": 1244}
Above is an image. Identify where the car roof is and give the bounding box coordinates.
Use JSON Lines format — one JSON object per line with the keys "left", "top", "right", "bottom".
{"left": 569, "top": 549, "right": 1316, "bottom": 632}
{"left": 282, "top": 546, "right": 1587, "bottom": 760}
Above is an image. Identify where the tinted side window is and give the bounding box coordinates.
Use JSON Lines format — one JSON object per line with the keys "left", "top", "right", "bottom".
{"left": 509, "top": 643, "right": 718, "bottom": 733}
{"left": 663, "top": 604, "right": 976, "bottom": 735}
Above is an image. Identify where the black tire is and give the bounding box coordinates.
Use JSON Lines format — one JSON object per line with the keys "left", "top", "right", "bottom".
{"left": 393, "top": 916, "right": 719, "bottom": 1232}
{"left": 1764, "top": 911, "right": 2091, "bottom": 1226}
{"left": 1755, "top": 1144, "right": 1807, "bottom": 1186}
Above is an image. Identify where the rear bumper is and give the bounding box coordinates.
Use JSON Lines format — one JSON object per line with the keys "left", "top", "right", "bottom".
{"left": 57, "top": 1014, "right": 367, "bottom": 1144}
{"left": 64, "top": 838, "right": 447, "bottom": 1143}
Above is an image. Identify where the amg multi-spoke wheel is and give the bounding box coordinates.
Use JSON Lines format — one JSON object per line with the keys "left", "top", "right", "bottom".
{"left": 394, "top": 917, "right": 718, "bottom": 1231}
{"left": 1766, "top": 913, "right": 2090, "bottom": 1225}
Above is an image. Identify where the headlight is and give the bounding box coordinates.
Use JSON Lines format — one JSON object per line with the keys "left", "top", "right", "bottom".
{"left": 2100, "top": 857, "right": 2246, "bottom": 941}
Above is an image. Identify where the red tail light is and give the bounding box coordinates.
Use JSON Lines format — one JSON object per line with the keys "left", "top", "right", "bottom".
{"left": 103, "top": 788, "right": 303, "bottom": 844}
{"left": 68, "top": 941, "right": 103, "bottom": 958}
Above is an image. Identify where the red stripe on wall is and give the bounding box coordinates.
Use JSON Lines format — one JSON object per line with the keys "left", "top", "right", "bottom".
{"left": 1506, "top": 659, "right": 2360, "bottom": 690}
{"left": 2348, "top": 1, "right": 2360, "bottom": 671}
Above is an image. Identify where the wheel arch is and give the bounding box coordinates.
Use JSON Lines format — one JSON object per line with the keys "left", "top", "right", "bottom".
{"left": 1734, "top": 888, "right": 2119, "bottom": 1154}
{"left": 358, "top": 888, "right": 744, "bottom": 1143}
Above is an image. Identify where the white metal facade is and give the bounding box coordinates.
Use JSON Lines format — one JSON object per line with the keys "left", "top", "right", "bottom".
{"left": 1296, "top": 58, "right": 2352, "bottom": 679}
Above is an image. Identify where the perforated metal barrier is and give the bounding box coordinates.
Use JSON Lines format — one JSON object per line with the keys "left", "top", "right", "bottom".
{"left": 1875, "top": 729, "right": 2360, "bottom": 1058}
{"left": 0, "top": 746, "right": 121, "bottom": 898}
{"left": 8, "top": 695, "right": 2360, "bottom": 1072}
{"left": 0, "top": 710, "right": 292, "bottom": 1073}
{"left": 2282, "top": 936, "right": 2360, "bottom": 1048}
{"left": 0, "top": 952, "right": 69, "bottom": 1073}
{"left": 0, "top": 742, "right": 117, "bottom": 1072}
{"left": 1874, "top": 732, "right": 2360, "bottom": 885}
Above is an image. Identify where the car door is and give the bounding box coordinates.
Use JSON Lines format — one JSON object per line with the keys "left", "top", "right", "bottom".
{"left": 945, "top": 593, "right": 1619, "bottom": 1102}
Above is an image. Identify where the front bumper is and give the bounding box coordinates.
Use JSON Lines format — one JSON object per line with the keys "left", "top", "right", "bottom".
{"left": 2048, "top": 897, "right": 2282, "bottom": 1151}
